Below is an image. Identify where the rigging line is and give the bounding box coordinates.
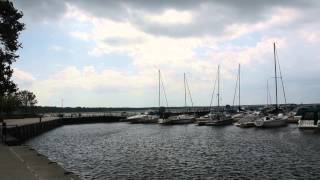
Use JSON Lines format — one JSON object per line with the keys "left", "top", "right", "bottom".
{"left": 232, "top": 72, "right": 239, "bottom": 107}
{"left": 267, "top": 80, "right": 273, "bottom": 106}
{"left": 209, "top": 74, "right": 217, "bottom": 109}
{"left": 185, "top": 77, "right": 194, "bottom": 107}
{"left": 275, "top": 47, "right": 287, "bottom": 104}
{"left": 160, "top": 73, "right": 169, "bottom": 107}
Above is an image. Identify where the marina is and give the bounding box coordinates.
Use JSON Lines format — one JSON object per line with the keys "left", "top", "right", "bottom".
{"left": 1, "top": 0, "right": 320, "bottom": 179}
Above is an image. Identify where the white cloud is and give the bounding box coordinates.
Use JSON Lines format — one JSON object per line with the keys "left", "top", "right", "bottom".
{"left": 29, "top": 66, "right": 158, "bottom": 104}
{"left": 13, "top": 68, "right": 36, "bottom": 89}
{"left": 29, "top": 5, "right": 292, "bottom": 106}
{"left": 299, "top": 31, "right": 320, "bottom": 43}
{"left": 145, "top": 9, "right": 193, "bottom": 24}
{"left": 224, "top": 8, "right": 299, "bottom": 40}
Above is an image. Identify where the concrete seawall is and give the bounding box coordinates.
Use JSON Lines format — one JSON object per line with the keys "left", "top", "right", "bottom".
{"left": 0, "top": 115, "right": 124, "bottom": 179}
{"left": 4, "top": 115, "right": 124, "bottom": 145}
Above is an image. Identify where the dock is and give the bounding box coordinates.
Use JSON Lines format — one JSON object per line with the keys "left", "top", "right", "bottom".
{"left": 0, "top": 114, "right": 126, "bottom": 179}
{"left": 298, "top": 120, "right": 319, "bottom": 130}
{"left": 1, "top": 114, "right": 125, "bottom": 145}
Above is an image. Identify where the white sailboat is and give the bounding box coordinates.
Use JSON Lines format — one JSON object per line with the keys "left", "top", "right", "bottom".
{"left": 160, "top": 73, "right": 194, "bottom": 125}
{"left": 197, "top": 65, "right": 233, "bottom": 126}
{"left": 255, "top": 43, "right": 287, "bottom": 128}
{"left": 128, "top": 70, "right": 166, "bottom": 123}
{"left": 127, "top": 110, "right": 159, "bottom": 124}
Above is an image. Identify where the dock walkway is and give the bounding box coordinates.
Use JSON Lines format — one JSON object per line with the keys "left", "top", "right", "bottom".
{"left": 0, "top": 144, "right": 81, "bottom": 180}
{"left": 4, "top": 117, "right": 58, "bottom": 126}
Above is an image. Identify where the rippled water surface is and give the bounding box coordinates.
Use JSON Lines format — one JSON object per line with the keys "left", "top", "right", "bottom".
{"left": 27, "top": 123, "right": 320, "bottom": 179}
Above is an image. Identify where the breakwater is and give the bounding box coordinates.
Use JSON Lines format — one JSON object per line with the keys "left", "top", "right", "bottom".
{"left": 3, "top": 115, "right": 125, "bottom": 145}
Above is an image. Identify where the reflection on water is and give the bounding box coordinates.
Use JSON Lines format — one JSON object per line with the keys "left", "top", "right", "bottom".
{"left": 27, "top": 123, "right": 320, "bottom": 179}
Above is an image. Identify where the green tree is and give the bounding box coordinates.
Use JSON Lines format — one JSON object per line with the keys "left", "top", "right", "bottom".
{"left": 17, "top": 90, "right": 37, "bottom": 108}
{"left": 2, "top": 93, "right": 20, "bottom": 114}
{"left": 0, "top": 0, "right": 25, "bottom": 120}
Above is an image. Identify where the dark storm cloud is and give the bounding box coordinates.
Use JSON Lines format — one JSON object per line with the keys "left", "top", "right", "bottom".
{"left": 13, "top": 0, "right": 320, "bottom": 37}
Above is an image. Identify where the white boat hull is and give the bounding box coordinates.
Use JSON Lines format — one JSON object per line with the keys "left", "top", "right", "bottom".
{"left": 159, "top": 115, "right": 194, "bottom": 125}
{"left": 255, "top": 118, "right": 286, "bottom": 127}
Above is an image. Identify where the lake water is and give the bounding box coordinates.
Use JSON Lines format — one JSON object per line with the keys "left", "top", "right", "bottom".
{"left": 27, "top": 123, "right": 320, "bottom": 180}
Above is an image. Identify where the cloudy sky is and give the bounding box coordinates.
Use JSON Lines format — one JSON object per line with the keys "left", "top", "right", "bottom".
{"left": 11, "top": 0, "right": 320, "bottom": 107}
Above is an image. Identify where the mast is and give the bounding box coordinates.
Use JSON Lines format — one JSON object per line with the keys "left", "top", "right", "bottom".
{"left": 273, "top": 42, "right": 278, "bottom": 109}
{"left": 267, "top": 80, "right": 269, "bottom": 106}
{"left": 184, "top": 73, "right": 187, "bottom": 110}
{"left": 158, "top": 70, "right": 161, "bottom": 108}
{"left": 238, "top": 64, "right": 241, "bottom": 111}
{"left": 217, "top": 65, "right": 220, "bottom": 108}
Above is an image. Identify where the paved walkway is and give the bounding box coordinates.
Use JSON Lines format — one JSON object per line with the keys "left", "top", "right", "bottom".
{"left": 4, "top": 117, "right": 58, "bottom": 126}
{"left": 0, "top": 144, "right": 36, "bottom": 180}
{"left": 0, "top": 144, "right": 81, "bottom": 180}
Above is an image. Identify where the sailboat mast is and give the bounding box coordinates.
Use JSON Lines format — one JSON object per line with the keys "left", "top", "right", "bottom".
{"left": 238, "top": 64, "right": 241, "bottom": 110}
{"left": 158, "top": 70, "right": 161, "bottom": 108}
{"left": 267, "top": 80, "right": 269, "bottom": 106}
{"left": 217, "top": 65, "right": 220, "bottom": 108}
{"left": 273, "top": 42, "right": 278, "bottom": 109}
{"left": 184, "top": 73, "right": 187, "bottom": 110}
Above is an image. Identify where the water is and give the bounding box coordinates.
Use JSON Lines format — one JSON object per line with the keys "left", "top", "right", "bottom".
{"left": 27, "top": 123, "right": 320, "bottom": 179}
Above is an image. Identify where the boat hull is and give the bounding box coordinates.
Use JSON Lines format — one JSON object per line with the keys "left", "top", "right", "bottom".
{"left": 255, "top": 119, "right": 286, "bottom": 127}
{"left": 198, "top": 119, "right": 233, "bottom": 126}
{"left": 235, "top": 122, "right": 255, "bottom": 128}
{"left": 128, "top": 115, "right": 159, "bottom": 124}
{"left": 130, "top": 119, "right": 158, "bottom": 124}
{"left": 159, "top": 117, "right": 194, "bottom": 125}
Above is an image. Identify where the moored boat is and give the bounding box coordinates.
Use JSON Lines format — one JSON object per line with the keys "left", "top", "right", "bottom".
{"left": 255, "top": 42, "right": 288, "bottom": 128}
{"left": 160, "top": 73, "right": 195, "bottom": 125}
{"left": 198, "top": 66, "right": 233, "bottom": 126}
{"left": 235, "top": 121, "right": 255, "bottom": 128}
{"left": 127, "top": 111, "right": 159, "bottom": 123}
{"left": 235, "top": 112, "right": 261, "bottom": 128}
{"left": 159, "top": 114, "right": 195, "bottom": 125}
{"left": 298, "top": 108, "right": 320, "bottom": 130}
{"left": 254, "top": 114, "right": 287, "bottom": 127}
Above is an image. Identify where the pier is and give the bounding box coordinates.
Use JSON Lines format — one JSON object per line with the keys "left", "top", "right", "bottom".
{"left": 0, "top": 114, "right": 125, "bottom": 180}
{"left": 1, "top": 114, "right": 125, "bottom": 145}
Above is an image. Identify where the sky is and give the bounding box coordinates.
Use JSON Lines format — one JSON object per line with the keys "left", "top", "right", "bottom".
{"left": 11, "top": 0, "right": 320, "bottom": 107}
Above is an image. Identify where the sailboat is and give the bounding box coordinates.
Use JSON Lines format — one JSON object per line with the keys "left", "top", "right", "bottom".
{"left": 159, "top": 73, "right": 195, "bottom": 125}
{"left": 197, "top": 65, "right": 233, "bottom": 126}
{"left": 232, "top": 64, "right": 260, "bottom": 127}
{"left": 232, "top": 64, "right": 245, "bottom": 121}
{"left": 127, "top": 70, "right": 165, "bottom": 123}
{"left": 127, "top": 110, "right": 159, "bottom": 124}
{"left": 255, "top": 43, "right": 287, "bottom": 127}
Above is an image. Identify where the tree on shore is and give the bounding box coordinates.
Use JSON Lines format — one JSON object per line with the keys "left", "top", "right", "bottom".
{"left": 0, "top": 0, "right": 25, "bottom": 120}
{"left": 17, "top": 90, "right": 37, "bottom": 113}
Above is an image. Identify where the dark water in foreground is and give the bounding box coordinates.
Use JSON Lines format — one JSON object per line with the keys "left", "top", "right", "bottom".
{"left": 27, "top": 123, "right": 320, "bottom": 180}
